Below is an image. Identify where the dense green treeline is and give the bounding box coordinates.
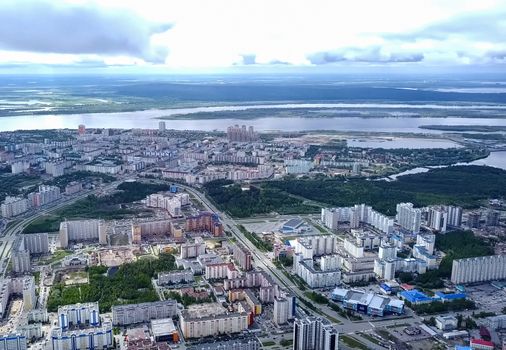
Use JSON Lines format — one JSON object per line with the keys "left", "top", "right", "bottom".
{"left": 205, "top": 166, "right": 506, "bottom": 217}
{"left": 0, "top": 174, "right": 39, "bottom": 202}
{"left": 409, "top": 299, "right": 476, "bottom": 315}
{"left": 45, "top": 171, "right": 116, "bottom": 188}
{"left": 203, "top": 180, "right": 318, "bottom": 217}
{"left": 267, "top": 165, "right": 506, "bottom": 216}
{"left": 47, "top": 253, "right": 176, "bottom": 312}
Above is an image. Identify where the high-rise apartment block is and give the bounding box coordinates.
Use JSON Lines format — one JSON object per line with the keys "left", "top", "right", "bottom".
{"left": 321, "top": 205, "right": 393, "bottom": 234}
{"left": 0, "top": 334, "right": 27, "bottom": 350}
{"left": 112, "top": 300, "right": 178, "bottom": 326}
{"left": 486, "top": 210, "right": 500, "bottom": 226}
{"left": 28, "top": 185, "right": 61, "bottom": 208}
{"left": 185, "top": 212, "right": 224, "bottom": 236}
{"left": 233, "top": 243, "right": 253, "bottom": 271}
{"left": 180, "top": 237, "right": 207, "bottom": 259}
{"left": 59, "top": 219, "right": 107, "bottom": 248}
{"left": 396, "top": 203, "right": 421, "bottom": 233}
{"left": 467, "top": 212, "right": 481, "bottom": 229}
{"left": 427, "top": 205, "right": 463, "bottom": 232}
{"left": 427, "top": 206, "right": 448, "bottom": 232}
{"left": 273, "top": 297, "right": 289, "bottom": 325}
{"left": 451, "top": 255, "right": 506, "bottom": 284}
{"left": 227, "top": 125, "right": 258, "bottom": 142}
{"left": 293, "top": 316, "right": 339, "bottom": 350}
{"left": 1, "top": 196, "right": 29, "bottom": 218}
{"left": 58, "top": 302, "right": 100, "bottom": 329}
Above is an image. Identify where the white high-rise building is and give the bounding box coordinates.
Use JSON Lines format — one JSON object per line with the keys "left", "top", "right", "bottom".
{"left": 378, "top": 243, "right": 397, "bottom": 260}
{"left": 58, "top": 302, "right": 100, "bottom": 329}
{"left": 159, "top": 121, "right": 166, "bottom": 131}
{"left": 1, "top": 196, "right": 29, "bottom": 218}
{"left": 0, "top": 334, "right": 27, "bottom": 350}
{"left": 293, "top": 316, "right": 339, "bottom": 350}
{"left": 374, "top": 259, "right": 396, "bottom": 280}
{"left": 12, "top": 250, "right": 30, "bottom": 273}
{"left": 11, "top": 161, "right": 30, "bottom": 174}
{"left": 0, "top": 277, "right": 36, "bottom": 317}
{"left": 320, "top": 255, "right": 340, "bottom": 272}
{"left": 28, "top": 185, "right": 61, "bottom": 207}
{"left": 427, "top": 206, "right": 448, "bottom": 232}
{"left": 22, "top": 277, "right": 36, "bottom": 311}
{"left": 59, "top": 219, "right": 107, "bottom": 248}
{"left": 45, "top": 162, "right": 66, "bottom": 177}
{"left": 321, "top": 204, "right": 393, "bottom": 234}
{"left": 273, "top": 297, "right": 289, "bottom": 325}
{"left": 447, "top": 206, "right": 463, "bottom": 228}
{"left": 451, "top": 255, "right": 506, "bottom": 284}
{"left": 396, "top": 203, "right": 421, "bottom": 233}
{"left": 112, "top": 300, "right": 178, "bottom": 326}
{"left": 23, "top": 233, "right": 49, "bottom": 254}
{"left": 50, "top": 322, "right": 113, "bottom": 350}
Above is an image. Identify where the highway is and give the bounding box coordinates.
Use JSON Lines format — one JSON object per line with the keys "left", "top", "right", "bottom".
{"left": 179, "top": 184, "right": 423, "bottom": 337}
{"left": 0, "top": 177, "right": 132, "bottom": 277}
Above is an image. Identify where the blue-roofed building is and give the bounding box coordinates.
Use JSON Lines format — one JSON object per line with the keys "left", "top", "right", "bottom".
{"left": 330, "top": 287, "right": 404, "bottom": 316}
{"left": 456, "top": 285, "right": 466, "bottom": 293}
{"left": 434, "top": 291, "right": 466, "bottom": 302}
{"left": 281, "top": 218, "right": 305, "bottom": 234}
{"left": 380, "top": 283, "right": 392, "bottom": 294}
{"left": 399, "top": 289, "right": 435, "bottom": 304}
{"left": 454, "top": 346, "right": 471, "bottom": 350}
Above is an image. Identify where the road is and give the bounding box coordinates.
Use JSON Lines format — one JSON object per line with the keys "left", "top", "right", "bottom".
{"left": 178, "top": 184, "right": 423, "bottom": 337}
{"left": 0, "top": 177, "right": 133, "bottom": 278}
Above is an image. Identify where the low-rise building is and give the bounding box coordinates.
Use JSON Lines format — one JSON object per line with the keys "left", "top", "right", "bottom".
{"left": 435, "top": 315, "right": 458, "bottom": 331}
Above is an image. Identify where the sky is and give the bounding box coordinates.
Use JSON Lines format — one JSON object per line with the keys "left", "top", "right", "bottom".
{"left": 0, "top": 0, "right": 505, "bottom": 74}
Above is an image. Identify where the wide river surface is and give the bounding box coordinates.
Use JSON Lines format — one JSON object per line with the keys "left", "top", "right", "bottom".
{"left": 2, "top": 103, "right": 506, "bottom": 133}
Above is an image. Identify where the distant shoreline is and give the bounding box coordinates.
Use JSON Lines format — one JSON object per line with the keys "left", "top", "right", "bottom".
{"left": 419, "top": 125, "right": 506, "bottom": 132}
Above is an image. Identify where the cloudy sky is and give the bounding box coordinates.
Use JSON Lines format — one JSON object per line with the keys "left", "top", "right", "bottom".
{"left": 1, "top": 0, "right": 505, "bottom": 73}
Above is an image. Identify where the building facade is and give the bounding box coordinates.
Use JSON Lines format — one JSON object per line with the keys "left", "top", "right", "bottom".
{"left": 451, "top": 255, "right": 506, "bottom": 284}
{"left": 111, "top": 300, "right": 177, "bottom": 326}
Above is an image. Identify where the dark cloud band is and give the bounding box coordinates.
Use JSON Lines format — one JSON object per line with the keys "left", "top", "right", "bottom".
{"left": 0, "top": 0, "right": 172, "bottom": 63}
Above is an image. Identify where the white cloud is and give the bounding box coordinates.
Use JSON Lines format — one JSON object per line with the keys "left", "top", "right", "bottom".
{"left": 0, "top": 0, "right": 505, "bottom": 70}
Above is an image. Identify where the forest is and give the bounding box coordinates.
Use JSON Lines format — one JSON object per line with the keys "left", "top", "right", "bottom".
{"left": 203, "top": 165, "right": 506, "bottom": 217}
{"left": 47, "top": 253, "right": 176, "bottom": 312}
{"left": 203, "top": 179, "right": 319, "bottom": 217}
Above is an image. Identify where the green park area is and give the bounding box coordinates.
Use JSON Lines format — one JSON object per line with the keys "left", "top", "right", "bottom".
{"left": 47, "top": 253, "right": 176, "bottom": 312}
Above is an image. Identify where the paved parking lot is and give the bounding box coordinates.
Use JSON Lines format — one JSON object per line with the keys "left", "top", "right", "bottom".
{"left": 465, "top": 284, "right": 506, "bottom": 314}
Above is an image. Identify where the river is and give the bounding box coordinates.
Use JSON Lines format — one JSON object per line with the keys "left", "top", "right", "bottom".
{"left": 3, "top": 103, "right": 506, "bottom": 133}
{"left": 385, "top": 151, "right": 506, "bottom": 180}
